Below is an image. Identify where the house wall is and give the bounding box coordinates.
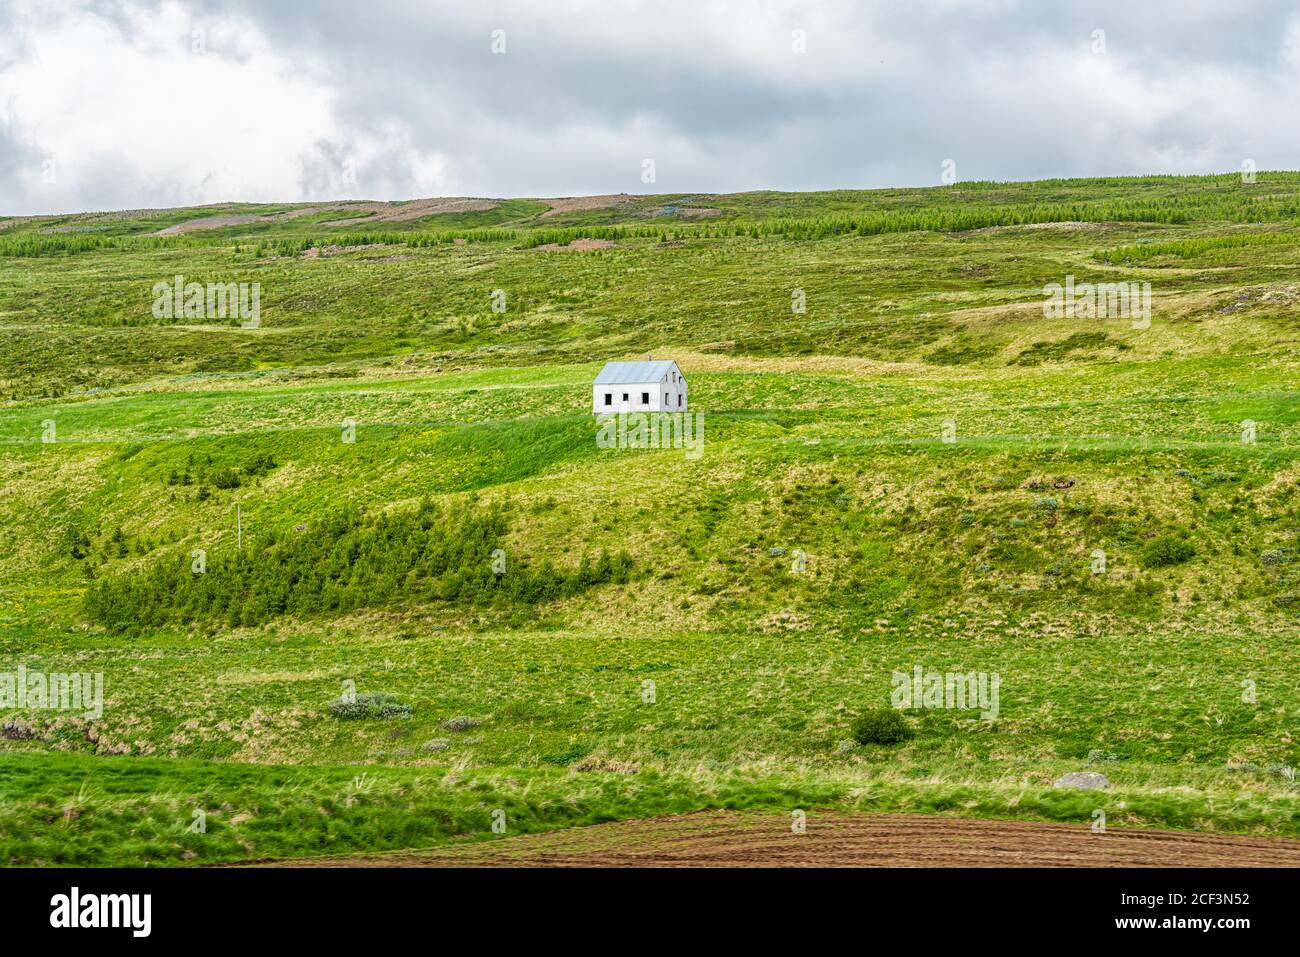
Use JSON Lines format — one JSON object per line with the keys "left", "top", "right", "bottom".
{"left": 591, "top": 368, "right": 688, "bottom": 415}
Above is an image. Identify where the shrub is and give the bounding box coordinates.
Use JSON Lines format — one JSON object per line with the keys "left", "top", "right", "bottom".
{"left": 210, "top": 467, "right": 242, "bottom": 490}
{"left": 327, "top": 692, "right": 412, "bottom": 720}
{"left": 1140, "top": 535, "right": 1196, "bottom": 569}
{"left": 444, "top": 716, "right": 482, "bottom": 731}
{"left": 850, "top": 708, "right": 914, "bottom": 746}
{"left": 243, "top": 453, "right": 277, "bottom": 477}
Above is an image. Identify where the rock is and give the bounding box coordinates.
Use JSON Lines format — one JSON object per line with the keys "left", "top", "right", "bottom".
{"left": 2, "top": 719, "right": 38, "bottom": 740}
{"left": 1054, "top": 771, "right": 1109, "bottom": 790}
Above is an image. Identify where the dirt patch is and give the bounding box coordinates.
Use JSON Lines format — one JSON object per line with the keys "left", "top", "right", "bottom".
{"left": 156, "top": 214, "right": 266, "bottom": 235}
{"left": 538, "top": 194, "right": 638, "bottom": 218}
{"left": 970, "top": 221, "right": 1112, "bottom": 235}
{"left": 247, "top": 810, "right": 1300, "bottom": 868}
{"left": 300, "top": 243, "right": 388, "bottom": 259}
{"left": 34, "top": 204, "right": 233, "bottom": 233}
{"left": 115, "top": 197, "right": 498, "bottom": 235}
{"left": 154, "top": 206, "right": 339, "bottom": 236}
{"left": 534, "top": 238, "right": 615, "bottom": 252}
{"left": 319, "top": 198, "right": 497, "bottom": 227}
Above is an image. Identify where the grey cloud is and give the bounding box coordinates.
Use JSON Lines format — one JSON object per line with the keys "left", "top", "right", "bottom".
{"left": 4, "top": 0, "right": 1300, "bottom": 213}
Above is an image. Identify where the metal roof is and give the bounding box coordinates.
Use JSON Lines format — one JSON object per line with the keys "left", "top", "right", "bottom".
{"left": 593, "top": 360, "right": 680, "bottom": 385}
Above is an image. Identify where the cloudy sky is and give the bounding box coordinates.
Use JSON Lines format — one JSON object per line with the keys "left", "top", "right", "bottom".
{"left": 2, "top": 0, "right": 1299, "bottom": 215}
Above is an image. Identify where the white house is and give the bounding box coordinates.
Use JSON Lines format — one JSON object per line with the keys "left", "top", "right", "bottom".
{"left": 592, "top": 359, "right": 688, "bottom": 415}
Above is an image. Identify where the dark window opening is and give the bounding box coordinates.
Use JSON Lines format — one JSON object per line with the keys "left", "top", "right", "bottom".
{"left": 641, "top": 392, "right": 650, "bottom": 405}
{"left": 604, "top": 392, "right": 612, "bottom": 406}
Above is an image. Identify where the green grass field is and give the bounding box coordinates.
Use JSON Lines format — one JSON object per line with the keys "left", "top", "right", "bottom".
{"left": 1, "top": 174, "right": 1298, "bottom": 865}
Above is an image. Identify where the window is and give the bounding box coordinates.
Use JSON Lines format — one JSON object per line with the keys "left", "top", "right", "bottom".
{"left": 677, "top": 394, "right": 682, "bottom": 407}
{"left": 641, "top": 391, "right": 649, "bottom": 405}
{"left": 665, "top": 393, "right": 669, "bottom": 405}
{"left": 622, "top": 392, "right": 628, "bottom": 401}
{"left": 604, "top": 392, "right": 612, "bottom": 406}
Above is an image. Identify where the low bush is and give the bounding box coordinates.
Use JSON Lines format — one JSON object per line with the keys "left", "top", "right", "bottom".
{"left": 326, "top": 692, "right": 413, "bottom": 720}
{"left": 851, "top": 708, "right": 914, "bottom": 746}
{"left": 1140, "top": 535, "right": 1196, "bottom": 569}
{"left": 444, "top": 716, "right": 482, "bottom": 731}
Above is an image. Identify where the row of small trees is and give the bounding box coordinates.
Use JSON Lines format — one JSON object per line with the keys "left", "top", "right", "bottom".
{"left": 83, "top": 499, "right": 633, "bottom": 631}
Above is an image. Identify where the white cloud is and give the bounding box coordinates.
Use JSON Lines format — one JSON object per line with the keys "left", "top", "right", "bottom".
{"left": 0, "top": 0, "right": 452, "bottom": 213}
{"left": 1283, "top": 16, "right": 1300, "bottom": 72}
{"left": 1, "top": 0, "right": 1299, "bottom": 214}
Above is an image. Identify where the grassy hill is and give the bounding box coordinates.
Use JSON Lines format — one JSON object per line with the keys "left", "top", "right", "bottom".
{"left": 1, "top": 174, "right": 1298, "bottom": 865}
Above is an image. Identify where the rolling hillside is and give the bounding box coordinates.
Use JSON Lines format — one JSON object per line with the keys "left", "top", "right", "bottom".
{"left": 1, "top": 173, "right": 1298, "bottom": 865}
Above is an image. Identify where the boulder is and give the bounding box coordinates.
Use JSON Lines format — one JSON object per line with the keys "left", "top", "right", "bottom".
{"left": 1054, "top": 771, "right": 1109, "bottom": 790}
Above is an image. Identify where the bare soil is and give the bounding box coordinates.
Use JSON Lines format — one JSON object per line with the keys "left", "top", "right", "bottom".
{"left": 318, "top": 198, "right": 497, "bottom": 227}
{"left": 538, "top": 194, "right": 637, "bottom": 218}
{"left": 154, "top": 206, "right": 337, "bottom": 235}
{"left": 533, "top": 238, "right": 616, "bottom": 252}
{"left": 152, "top": 198, "right": 500, "bottom": 234}
{"left": 970, "top": 220, "right": 1113, "bottom": 235}
{"left": 300, "top": 243, "right": 387, "bottom": 258}
{"left": 250, "top": 810, "right": 1300, "bottom": 868}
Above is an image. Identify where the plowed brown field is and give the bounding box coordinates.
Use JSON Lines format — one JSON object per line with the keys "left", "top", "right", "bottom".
{"left": 252, "top": 811, "right": 1300, "bottom": 868}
